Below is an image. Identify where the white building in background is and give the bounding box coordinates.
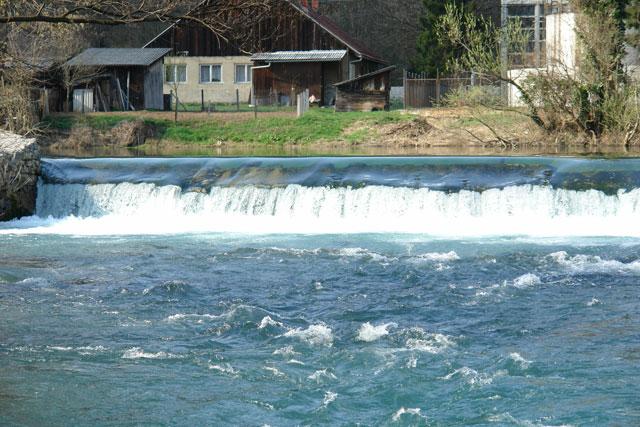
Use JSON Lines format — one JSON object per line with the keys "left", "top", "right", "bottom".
{"left": 503, "top": 0, "right": 640, "bottom": 105}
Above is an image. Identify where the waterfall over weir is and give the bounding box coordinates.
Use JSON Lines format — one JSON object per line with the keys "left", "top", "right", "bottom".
{"left": 8, "top": 156, "right": 640, "bottom": 236}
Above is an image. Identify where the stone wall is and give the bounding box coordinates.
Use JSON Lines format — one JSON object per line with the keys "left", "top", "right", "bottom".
{"left": 0, "top": 132, "right": 40, "bottom": 221}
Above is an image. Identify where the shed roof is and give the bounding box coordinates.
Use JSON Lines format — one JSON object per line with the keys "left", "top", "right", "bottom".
{"left": 66, "top": 48, "right": 171, "bottom": 67}
{"left": 334, "top": 65, "right": 396, "bottom": 86}
{"left": 251, "top": 50, "right": 347, "bottom": 63}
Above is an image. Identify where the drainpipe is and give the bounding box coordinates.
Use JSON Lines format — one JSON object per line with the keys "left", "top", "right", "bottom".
{"left": 251, "top": 62, "right": 271, "bottom": 106}
{"left": 349, "top": 55, "right": 363, "bottom": 79}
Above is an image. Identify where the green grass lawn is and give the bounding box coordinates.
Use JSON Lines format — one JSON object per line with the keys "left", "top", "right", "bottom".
{"left": 43, "top": 109, "right": 410, "bottom": 145}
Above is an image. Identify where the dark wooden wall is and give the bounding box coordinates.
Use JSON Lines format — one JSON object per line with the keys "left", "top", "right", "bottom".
{"left": 253, "top": 62, "right": 343, "bottom": 106}
{"left": 148, "top": 1, "right": 352, "bottom": 57}
{"left": 335, "top": 70, "right": 391, "bottom": 112}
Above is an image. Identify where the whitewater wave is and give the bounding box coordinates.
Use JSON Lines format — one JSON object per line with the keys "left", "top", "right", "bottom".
{"left": 402, "top": 328, "right": 456, "bottom": 354}
{"left": 356, "top": 322, "right": 397, "bottom": 342}
{"left": 549, "top": 251, "right": 640, "bottom": 273}
{"left": 392, "top": 407, "right": 427, "bottom": 423}
{"left": 121, "top": 347, "right": 181, "bottom": 360}
{"left": 166, "top": 313, "right": 220, "bottom": 323}
{"left": 442, "top": 367, "right": 507, "bottom": 387}
{"left": 413, "top": 251, "right": 460, "bottom": 262}
{"left": 308, "top": 369, "right": 337, "bottom": 383}
{"left": 208, "top": 363, "right": 238, "bottom": 375}
{"left": 508, "top": 352, "right": 532, "bottom": 369}
{"left": 258, "top": 316, "right": 285, "bottom": 329}
{"left": 283, "top": 324, "right": 334, "bottom": 347}
{"left": 511, "top": 273, "right": 542, "bottom": 289}
{"left": 5, "top": 183, "right": 640, "bottom": 236}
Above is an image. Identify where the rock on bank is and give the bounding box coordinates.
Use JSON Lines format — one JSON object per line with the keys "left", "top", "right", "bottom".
{"left": 0, "top": 132, "right": 40, "bottom": 221}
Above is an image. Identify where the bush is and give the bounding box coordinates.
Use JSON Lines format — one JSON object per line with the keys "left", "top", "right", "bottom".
{"left": 444, "top": 85, "right": 505, "bottom": 108}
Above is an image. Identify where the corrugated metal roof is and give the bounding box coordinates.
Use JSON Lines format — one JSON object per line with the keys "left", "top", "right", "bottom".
{"left": 66, "top": 48, "right": 172, "bottom": 67}
{"left": 251, "top": 50, "right": 347, "bottom": 63}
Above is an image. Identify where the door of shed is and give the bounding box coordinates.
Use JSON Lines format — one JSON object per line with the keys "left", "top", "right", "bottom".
{"left": 73, "top": 89, "right": 94, "bottom": 113}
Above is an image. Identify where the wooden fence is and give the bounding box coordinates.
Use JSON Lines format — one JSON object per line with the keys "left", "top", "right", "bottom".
{"left": 403, "top": 71, "right": 498, "bottom": 108}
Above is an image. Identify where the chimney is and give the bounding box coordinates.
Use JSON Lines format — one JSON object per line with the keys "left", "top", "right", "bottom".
{"left": 300, "top": 0, "right": 319, "bottom": 11}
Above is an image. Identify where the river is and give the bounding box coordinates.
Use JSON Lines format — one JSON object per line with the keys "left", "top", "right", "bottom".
{"left": 1, "top": 157, "right": 638, "bottom": 425}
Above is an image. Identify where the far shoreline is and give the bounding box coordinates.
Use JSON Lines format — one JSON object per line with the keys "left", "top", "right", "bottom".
{"left": 41, "top": 141, "right": 640, "bottom": 159}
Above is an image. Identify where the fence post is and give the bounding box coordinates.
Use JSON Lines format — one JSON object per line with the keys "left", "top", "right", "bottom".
{"left": 201, "top": 89, "right": 205, "bottom": 112}
{"left": 403, "top": 69, "right": 407, "bottom": 109}
{"left": 436, "top": 70, "right": 441, "bottom": 105}
{"left": 236, "top": 89, "right": 240, "bottom": 112}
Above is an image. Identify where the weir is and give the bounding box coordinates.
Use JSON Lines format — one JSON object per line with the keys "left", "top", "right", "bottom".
{"left": 10, "top": 156, "right": 640, "bottom": 237}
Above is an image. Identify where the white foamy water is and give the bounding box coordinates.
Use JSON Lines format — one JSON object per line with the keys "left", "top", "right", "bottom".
{"left": 356, "top": 322, "right": 397, "bottom": 342}
{"left": 550, "top": 251, "right": 640, "bottom": 273}
{"left": 283, "top": 324, "right": 334, "bottom": 346}
{"left": 4, "top": 183, "right": 640, "bottom": 236}
{"left": 392, "top": 407, "right": 427, "bottom": 422}
{"left": 308, "top": 369, "right": 337, "bottom": 383}
{"left": 273, "top": 346, "right": 299, "bottom": 357}
{"left": 321, "top": 391, "right": 337, "bottom": 408}
{"left": 442, "top": 367, "right": 507, "bottom": 386}
{"left": 258, "top": 316, "right": 284, "bottom": 329}
{"left": 208, "top": 363, "right": 238, "bottom": 375}
{"left": 512, "top": 273, "right": 542, "bottom": 289}
{"left": 508, "top": 352, "right": 531, "bottom": 369}
{"left": 166, "top": 313, "right": 220, "bottom": 323}
{"left": 414, "top": 251, "right": 460, "bottom": 262}
{"left": 403, "top": 329, "right": 456, "bottom": 354}
{"left": 121, "top": 347, "right": 179, "bottom": 360}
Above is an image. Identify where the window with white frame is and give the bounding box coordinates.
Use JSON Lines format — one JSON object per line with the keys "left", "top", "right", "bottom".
{"left": 200, "top": 64, "right": 222, "bottom": 83}
{"left": 235, "top": 64, "right": 252, "bottom": 83}
{"left": 165, "top": 64, "right": 187, "bottom": 83}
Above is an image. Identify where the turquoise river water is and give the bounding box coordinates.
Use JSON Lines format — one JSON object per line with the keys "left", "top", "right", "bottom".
{"left": 0, "top": 157, "right": 639, "bottom": 426}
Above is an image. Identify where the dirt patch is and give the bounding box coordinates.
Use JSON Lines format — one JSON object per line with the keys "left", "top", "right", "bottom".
{"left": 46, "top": 119, "right": 158, "bottom": 150}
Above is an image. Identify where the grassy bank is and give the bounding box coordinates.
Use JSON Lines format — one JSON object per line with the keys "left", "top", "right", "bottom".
{"left": 43, "top": 108, "right": 412, "bottom": 145}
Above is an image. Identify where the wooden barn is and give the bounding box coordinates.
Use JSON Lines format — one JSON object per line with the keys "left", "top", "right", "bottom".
{"left": 64, "top": 48, "right": 170, "bottom": 112}
{"left": 335, "top": 66, "right": 395, "bottom": 112}
{"left": 145, "top": 0, "right": 390, "bottom": 108}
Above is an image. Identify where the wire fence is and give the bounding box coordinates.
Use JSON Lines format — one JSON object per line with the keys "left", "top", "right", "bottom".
{"left": 403, "top": 71, "right": 501, "bottom": 108}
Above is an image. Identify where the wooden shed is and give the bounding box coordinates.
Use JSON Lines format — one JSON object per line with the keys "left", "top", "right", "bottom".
{"left": 65, "top": 48, "right": 171, "bottom": 111}
{"left": 334, "top": 66, "right": 395, "bottom": 112}
{"left": 250, "top": 50, "right": 348, "bottom": 106}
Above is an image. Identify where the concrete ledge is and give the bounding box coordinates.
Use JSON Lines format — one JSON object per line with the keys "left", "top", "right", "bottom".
{"left": 0, "top": 131, "right": 40, "bottom": 221}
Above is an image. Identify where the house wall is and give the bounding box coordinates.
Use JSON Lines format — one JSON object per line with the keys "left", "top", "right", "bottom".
{"left": 507, "top": 68, "right": 541, "bottom": 107}
{"left": 163, "top": 56, "right": 253, "bottom": 104}
{"left": 546, "top": 11, "right": 577, "bottom": 72}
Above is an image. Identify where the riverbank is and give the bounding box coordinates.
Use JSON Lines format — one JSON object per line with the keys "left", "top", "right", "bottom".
{"left": 39, "top": 107, "right": 640, "bottom": 158}
{"left": 0, "top": 132, "right": 40, "bottom": 220}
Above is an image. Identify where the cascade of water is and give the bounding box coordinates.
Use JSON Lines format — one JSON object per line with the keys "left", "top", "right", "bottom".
{"left": 26, "top": 181, "right": 640, "bottom": 236}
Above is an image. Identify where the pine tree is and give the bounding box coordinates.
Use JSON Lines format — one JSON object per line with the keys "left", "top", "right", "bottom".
{"left": 413, "top": 0, "right": 474, "bottom": 76}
